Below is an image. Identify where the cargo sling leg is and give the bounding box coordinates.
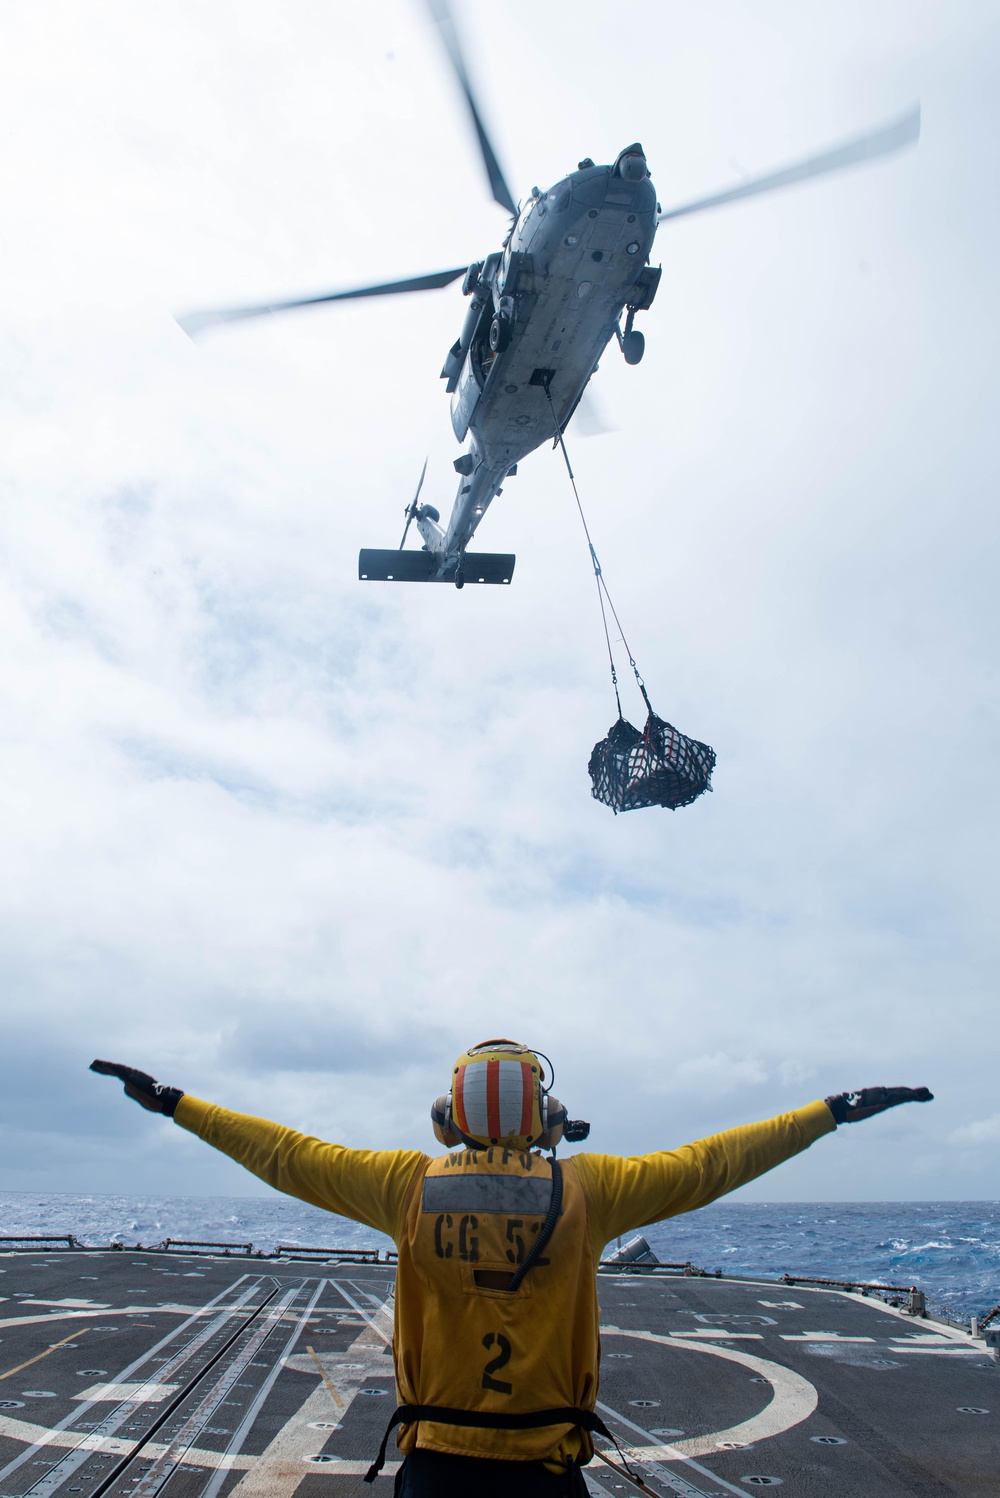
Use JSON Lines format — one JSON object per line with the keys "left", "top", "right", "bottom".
{"left": 540, "top": 378, "right": 716, "bottom": 813}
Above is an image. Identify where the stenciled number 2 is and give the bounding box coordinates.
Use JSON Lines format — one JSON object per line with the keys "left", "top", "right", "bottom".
{"left": 481, "top": 1332, "right": 513, "bottom": 1394}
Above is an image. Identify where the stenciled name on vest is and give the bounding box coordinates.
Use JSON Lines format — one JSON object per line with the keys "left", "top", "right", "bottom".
{"left": 441, "top": 1147, "right": 540, "bottom": 1170}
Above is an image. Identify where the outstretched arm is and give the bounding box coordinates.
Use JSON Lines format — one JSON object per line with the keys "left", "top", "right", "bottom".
{"left": 90, "top": 1060, "right": 427, "bottom": 1241}
{"left": 575, "top": 1087, "right": 933, "bottom": 1256}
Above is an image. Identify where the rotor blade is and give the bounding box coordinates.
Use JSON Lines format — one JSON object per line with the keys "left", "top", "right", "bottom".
{"left": 411, "top": 457, "right": 429, "bottom": 508}
{"left": 176, "top": 266, "right": 468, "bottom": 337}
{"left": 400, "top": 458, "right": 429, "bottom": 549}
{"left": 426, "top": 0, "right": 517, "bottom": 215}
{"left": 657, "top": 105, "right": 920, "bottom": 224}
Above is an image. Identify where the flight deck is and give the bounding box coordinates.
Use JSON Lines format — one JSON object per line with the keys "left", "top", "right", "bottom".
{"left": 0, "top": 1246, "right": 995, "bottom": 1498}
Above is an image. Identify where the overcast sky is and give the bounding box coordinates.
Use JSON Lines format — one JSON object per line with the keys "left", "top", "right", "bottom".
{"left": 0, "top": 0, "right": 997, "bottom": 1205}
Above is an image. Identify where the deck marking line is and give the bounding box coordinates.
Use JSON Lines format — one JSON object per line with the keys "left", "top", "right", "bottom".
{"left": 891, "top": 1334, "right": 966, "bottom": 1344}
{"left": 73, "top": 1382, "right": 179, "bottom": 1403}
{"left": 668, "top": 1331, "right": 763, "bottom": 1340}
{"left": 222, "top": 1459, "right": 401, "bottom": 1477}
{"left": 887, "top": 1327, "right": 977, "bottom": 1344}
{"left": 328, "top": 1281, "right": 392, "bottom": 1346}
{"left": 197, "top": 1279, "right": 324, "bottom": 1498}
{"left": 126, "top": 1280, "right": 303, "bottom": 1498}
{"left": 780, "top": 1334, "right": 874, "bottom": 1343}
{"left": 356, "top": 1283, "right": 398, "bottom": 1325}
{"left": 347, "top": 1280, "right": 396, "bottom": 1342}
{"left": 582, "top": 1471, "right": 617, "bottom": 1497}
{"left": 9, "top": 1280, "right": 275, "bottom": 1496}
{"left": 0, "top": 1314, "right": 119, "bottom": 1332}
{"left": 0, "top": 1331, "right": 91, "bottom": 1382}
{"left": 0, "top": 1306, "right": 212, "bottom": 1331}
{"left": 223, "top": 1283, "right": 397, "bottom": 1498}
{"left": 19, "top": 1301, "right": 111, "bottom": 1311}
{"left": 839, "top": 1289, "right": 980, "bottom": 1343}
{"left": 221, "top": 1383, "right": 349, "bottom": 1495}
{"left": 591, "top": 1448, "right": 710, "bottom": 1496}
{"left": 600, "top": 1329, "right": 818, "bottom": 1459}
{"left": 0, "top": 1275, "right": 261, "bottom": 1486}
{"left": 597, "top": 1401, "right": 754, "bottom": 1498}
{"left": 0, "top": 1417, "right": 258, "bottom": 1469}
{"left": 306, "top": 1345, "right": 344, "bottom": 1408}
{"left": 891, "top": 1345, "right": 984, "bottom": 1355}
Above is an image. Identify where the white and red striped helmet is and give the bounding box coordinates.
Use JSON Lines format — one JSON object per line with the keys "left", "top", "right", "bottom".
{"left": 431, "top": 1038, "right": 566, "bottom": 1150}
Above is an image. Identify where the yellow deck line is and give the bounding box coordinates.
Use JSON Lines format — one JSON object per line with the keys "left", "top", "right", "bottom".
{"left": 0, "top": 1328, "right": 90, "bottom": 1381}
{"left": 306, "top": 1346, "right": 344, "bottom": 1408}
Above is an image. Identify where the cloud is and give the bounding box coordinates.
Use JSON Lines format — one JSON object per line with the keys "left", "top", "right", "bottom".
{"left": 0, "top": 0, "right": 997, "bottom": 1205}
{"left": 947, "top": 1116, "right": 1000, "bottom": 1148}
{"left": 656, "top": 1053, "right": 770, "bottom": 1100}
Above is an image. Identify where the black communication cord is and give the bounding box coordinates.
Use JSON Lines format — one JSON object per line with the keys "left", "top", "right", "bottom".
{"left": 505, "top": 1158, "right": 563, "bottom": 1294}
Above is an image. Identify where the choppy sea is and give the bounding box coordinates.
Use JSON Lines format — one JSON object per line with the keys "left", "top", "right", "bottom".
{"left": 1, "top": 1193, "right": 996, "bottom": 1321}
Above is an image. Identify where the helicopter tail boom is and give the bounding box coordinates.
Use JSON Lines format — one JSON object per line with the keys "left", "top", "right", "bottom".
{"left": 358, "top": 549, "right": 515, "bottom": 585}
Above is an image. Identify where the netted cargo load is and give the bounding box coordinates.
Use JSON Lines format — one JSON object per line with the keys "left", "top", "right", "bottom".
{"left": 589, "top": 709, "right": 716, "bottom": 813}
{"left": 540, "top": 380, "right": 717, "bottom": 814}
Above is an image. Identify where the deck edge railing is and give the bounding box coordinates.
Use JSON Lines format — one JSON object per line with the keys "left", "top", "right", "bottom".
{"left": 274, "top": 1245, "right": 381, "bottom": 1262}
{"left": 0, "top": 1233, "right": 989, "bottom": 1336}
{"left": 159, "top": 1238, "right": 254, "bottom": 1256}
{"left": 0, "top": 1234, "right": 80, "bottom": 1249}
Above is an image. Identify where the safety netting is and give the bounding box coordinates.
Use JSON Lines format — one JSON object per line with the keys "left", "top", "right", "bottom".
{"left": 588, "top": 709, "right": 716, "bottom": 813}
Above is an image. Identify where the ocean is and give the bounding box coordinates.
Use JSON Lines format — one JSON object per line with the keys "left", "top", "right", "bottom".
{"left": 2, "top": 1192, "right": 997, "bottom": 1321}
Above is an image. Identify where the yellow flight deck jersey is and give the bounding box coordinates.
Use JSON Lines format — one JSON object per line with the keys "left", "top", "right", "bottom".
{"left": 174, "top": 1096, "right": 835, "bottom": 1469}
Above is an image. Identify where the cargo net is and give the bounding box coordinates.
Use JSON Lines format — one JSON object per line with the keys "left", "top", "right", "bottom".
{"left": 539, "top": 376, "right": 717, "bottom": 815}
{"left": 589, "top": 710, "right": 716, "bottom": 814}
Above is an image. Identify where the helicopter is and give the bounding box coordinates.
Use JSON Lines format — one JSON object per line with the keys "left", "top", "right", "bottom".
{"left": 178, "top": 1, "right": 920, "bottom": 591}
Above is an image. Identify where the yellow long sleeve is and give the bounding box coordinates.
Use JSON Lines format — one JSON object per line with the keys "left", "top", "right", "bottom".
{"left": 174, "top": 1095, "right": 835, "bottom": 1252}
{"left": 173, "top": 1095, "right": 427, "bottom": 1241}
{"left": 574, "top": 1100, "right": 836, "bottom": 1257}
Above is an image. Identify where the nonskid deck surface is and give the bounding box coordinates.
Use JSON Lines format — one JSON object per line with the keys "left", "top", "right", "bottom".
{"left": 0, "top": 1252, "right": 995, "bottom": 1498}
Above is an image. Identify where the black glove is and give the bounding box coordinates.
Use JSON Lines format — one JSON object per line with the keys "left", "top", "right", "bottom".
{"left": 90, "top": 1060, "right": 184, "bottom": 1117}
{"left": 825, "top": 1085, "right": 933, "bottom": 1125}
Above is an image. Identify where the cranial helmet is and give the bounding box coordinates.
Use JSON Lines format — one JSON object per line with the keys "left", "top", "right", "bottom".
{"left": 431, "top": 1038, "right": 581, "bottom": 1152}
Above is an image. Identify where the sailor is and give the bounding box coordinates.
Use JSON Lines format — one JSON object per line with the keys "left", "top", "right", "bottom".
{"left": 91, "top": 1041, "right": 932, "bottom": 1497}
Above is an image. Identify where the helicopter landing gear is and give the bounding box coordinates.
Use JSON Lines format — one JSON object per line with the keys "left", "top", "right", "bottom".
{"left": 489, "top": 312, "right": 512, "bottom": 352}
{"left": 618, "top": 307, "right": 645, "bottom": 365}
{"left": 623, "top": 329, "right": 645, "bottom": 365}
{"left": 455, "top": 568, "right": 465, "bottom": 590}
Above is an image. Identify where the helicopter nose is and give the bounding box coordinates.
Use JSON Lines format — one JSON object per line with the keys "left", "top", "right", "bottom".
{"left": 614, "top": 143, "right": 648, "bottom": 181}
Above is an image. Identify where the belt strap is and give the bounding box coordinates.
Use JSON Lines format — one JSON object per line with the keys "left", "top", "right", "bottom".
{"left": 364, "top": 1403, "right": 611, "bottom": 1482}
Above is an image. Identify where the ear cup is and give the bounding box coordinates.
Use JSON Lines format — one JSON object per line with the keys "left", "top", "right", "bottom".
{"left": 536, "top": 1094, "right": 567, "bottom": 1151}
{"left": 431, "top": 1093, "right": 463, "bottom": 1148}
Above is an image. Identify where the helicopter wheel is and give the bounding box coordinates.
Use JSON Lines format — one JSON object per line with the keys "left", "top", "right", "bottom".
{"left": 455, "top": 569, "right": 466, "bottom": 590}
{"left": 489, "top": 313, "right": 512, "bottom": 353}
{"left": 623, "top": 329, "right": 645, "bottom": 366}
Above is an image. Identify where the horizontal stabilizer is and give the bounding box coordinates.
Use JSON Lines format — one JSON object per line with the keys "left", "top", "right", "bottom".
{"left": 359, "top": 549, "right": 515, "bottom": 584}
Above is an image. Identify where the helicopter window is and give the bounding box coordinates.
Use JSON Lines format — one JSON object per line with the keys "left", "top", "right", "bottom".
{"left": 471, "top": 330, "right": 491, "bottom": 389}
{"left": 550, "top": 189, "right": 571, "bottom": 213}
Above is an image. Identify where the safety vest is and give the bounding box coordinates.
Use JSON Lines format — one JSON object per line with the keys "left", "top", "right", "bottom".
{"left": 386, "top": 1147, "right": 601, "bottom": 1467}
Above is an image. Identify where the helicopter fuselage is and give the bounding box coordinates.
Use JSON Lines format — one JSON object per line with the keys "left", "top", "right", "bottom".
{"left": 415, "top": 148, "right": 661, "bottom": 568}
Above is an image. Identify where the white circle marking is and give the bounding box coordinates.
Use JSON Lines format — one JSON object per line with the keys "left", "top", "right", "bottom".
{"left": 603, "top": 1328, "right": 818, "bottom": 1458}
